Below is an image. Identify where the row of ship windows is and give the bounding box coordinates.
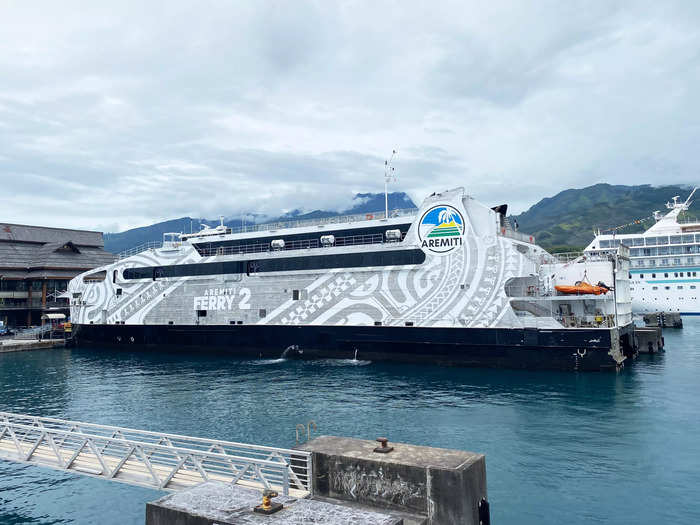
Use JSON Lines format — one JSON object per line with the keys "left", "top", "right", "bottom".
{"left": 633, "top": 258, "right": 695, "bottom": 267}
{"left": 638, "top": 297, "right": 697, "bottom": 302}
{"left": 123, "top": 250, "right": 426, "bottom": 280}
{"left": 634, "top": 271, "right": 698, "bottom": 279}
{"left": 193, "top": 311, "right": 416, "bottom": 326}
{"left": 631, "top": 285, "right": 697, "bottom": 291}
{"left": 630, "top": 246, "right": 699, "bottom": 256}
{"left": 599, "top": 234, "right": 700, "bottom": 248}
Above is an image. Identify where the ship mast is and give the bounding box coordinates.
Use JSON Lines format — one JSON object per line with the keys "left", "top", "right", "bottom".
{"left": 384, "top": 149, "right": 397, "bottom": 218}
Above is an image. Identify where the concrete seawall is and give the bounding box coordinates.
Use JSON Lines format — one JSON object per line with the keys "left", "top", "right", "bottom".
{"left": 0, "top": 339, "right": 65, "bottom": 353}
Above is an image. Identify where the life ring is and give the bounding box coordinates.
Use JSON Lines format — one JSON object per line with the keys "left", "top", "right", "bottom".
{"left": 366, "top": 213, "right": 374, "bottom": 220}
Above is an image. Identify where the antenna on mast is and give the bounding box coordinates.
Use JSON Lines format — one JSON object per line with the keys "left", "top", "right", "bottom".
{"left": 684, "top": 187, "right": 698, "bottom": 207}
{"left": 384, "top": 149, "right": 397, "bottom": 218}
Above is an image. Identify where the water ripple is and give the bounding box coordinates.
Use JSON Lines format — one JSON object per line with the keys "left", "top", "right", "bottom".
{"left": 1, "top": 321, "right": 700, "bottom": 524}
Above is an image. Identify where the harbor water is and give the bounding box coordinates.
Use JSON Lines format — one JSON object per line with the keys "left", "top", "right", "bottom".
{"left": 2, "top": 320, "right": 700, "bottom": 524}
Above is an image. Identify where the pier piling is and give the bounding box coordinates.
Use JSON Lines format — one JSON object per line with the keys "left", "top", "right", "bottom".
{"left": 635, "top": 326, "right": 664, "bottom": 354}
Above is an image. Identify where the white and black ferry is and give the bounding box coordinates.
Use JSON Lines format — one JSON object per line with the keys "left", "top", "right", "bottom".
{"left": 68, "top": 188, "right": 636, "bottom": 370}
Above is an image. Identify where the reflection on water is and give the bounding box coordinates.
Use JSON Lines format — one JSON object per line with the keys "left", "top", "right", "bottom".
{"left": 1, "top": 320, "right": 700, "bottom": 524}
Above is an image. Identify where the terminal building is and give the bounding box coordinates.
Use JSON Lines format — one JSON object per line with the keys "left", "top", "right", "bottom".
{"left": 0, "top": 223, "right": 116, "bottom": 328}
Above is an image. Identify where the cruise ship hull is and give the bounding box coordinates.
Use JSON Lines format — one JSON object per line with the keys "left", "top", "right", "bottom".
{"left": 73, "top": 323, "right": 630, "bottom": 371}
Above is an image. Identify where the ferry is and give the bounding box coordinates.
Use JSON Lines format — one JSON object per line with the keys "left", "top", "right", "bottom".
{"left": 584, "top": 188, "right": 699, "bottom": 315}
{"left": 67, "top": 187, "right": 636, "bottom": 371}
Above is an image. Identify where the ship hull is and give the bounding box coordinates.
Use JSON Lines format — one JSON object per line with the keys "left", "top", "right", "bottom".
{"left": 73, "top": 324, "right": 631, "bottom": 371}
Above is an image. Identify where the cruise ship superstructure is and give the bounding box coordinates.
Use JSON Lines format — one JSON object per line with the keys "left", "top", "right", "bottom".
{"left": 68, "top": 187, "right": 635, "bottom": 370}
{"left": 584, "top": 188, "right": 699, "bottom": 315}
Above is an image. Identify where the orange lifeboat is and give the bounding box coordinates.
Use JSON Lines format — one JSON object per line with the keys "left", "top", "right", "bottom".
{"left": 555, "top": 281, "right": 609, "bottom": 296}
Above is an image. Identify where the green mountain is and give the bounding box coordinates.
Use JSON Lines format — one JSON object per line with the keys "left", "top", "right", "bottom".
{"left": 512, "top": 183, "right": 697, "bottom": 252}
{"left": 103, "top": 192, "right": 415, "bottom": 254}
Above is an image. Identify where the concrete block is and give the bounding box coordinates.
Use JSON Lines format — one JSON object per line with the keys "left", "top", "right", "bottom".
{"left": 635, "top": 326, "right": 664, "bottom": 353}
{"left": 145, "top": 481, "right": 403, "bottom": 525}
{"left": 296, "top": 436, "right": 487, "bottom": 525}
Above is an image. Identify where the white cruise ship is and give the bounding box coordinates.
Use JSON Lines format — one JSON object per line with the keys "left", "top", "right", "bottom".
{"left": 584, "top": 188, "right": 699, "bottom": 315}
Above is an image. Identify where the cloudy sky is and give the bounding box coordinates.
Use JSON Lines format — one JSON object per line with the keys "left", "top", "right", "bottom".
{"left": 1, "top": 1, "right": 699, "bottom": 232}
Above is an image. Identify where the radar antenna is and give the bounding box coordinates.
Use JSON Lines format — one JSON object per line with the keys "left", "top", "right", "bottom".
{"left": 384, "top": 149, "right": 397, "bottom": 219}
{"left": 665, "top": 187, "right": 697, "bottom": 213}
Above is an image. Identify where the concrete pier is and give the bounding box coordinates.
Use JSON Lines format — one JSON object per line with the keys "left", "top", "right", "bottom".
{"left": 635, "top": 326, "right": 664, "bottom": 354}
{"left": 144, "top": 436, "right": 488, "bottom": 525}
{"left": 643, "top": 311, "right": 683, "bottom": 329}
{"left": 295, "top": 436, "right": 487, "bottom": 525}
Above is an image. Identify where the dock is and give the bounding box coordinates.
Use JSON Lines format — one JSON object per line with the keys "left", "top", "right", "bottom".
{"left": 0, "top": 338, "right": 66, "bottom": 353}
{"left": 643, "top": 311, "right": 683, "bottom": 329}
{"left": 0, "top": 412, "right": 489, "bottom": 524}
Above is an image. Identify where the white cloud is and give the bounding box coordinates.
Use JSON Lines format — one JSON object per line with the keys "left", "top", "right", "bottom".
{"left": 1, "top": 0, "right": 699, "bottom": 232}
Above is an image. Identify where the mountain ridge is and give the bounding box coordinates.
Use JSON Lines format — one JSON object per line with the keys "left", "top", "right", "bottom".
{"left": 103, "top": 184, "right": 698, "bottom": 254}
{"left": 511, "top": 183, "right": 697, "bottom": 251}
{"left": 103, "top": 192, "right": 415, "bottom": 254}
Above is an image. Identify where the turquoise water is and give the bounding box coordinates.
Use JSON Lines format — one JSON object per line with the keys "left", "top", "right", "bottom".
{"left": 1, "top": 320, "right": 700, "bottom": 524}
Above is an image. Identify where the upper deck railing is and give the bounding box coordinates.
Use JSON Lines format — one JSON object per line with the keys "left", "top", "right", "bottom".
{"left": 118, "top": 240, "right": 163, "bottom": 259}
{"left": 119, "top": 208, "right": 418, "bottom": 259}
{"left": 214, "top": 207, "right": 418, "bottom": 237}
{"left": 195, "top": 232, "right": 406, "bottom": 257}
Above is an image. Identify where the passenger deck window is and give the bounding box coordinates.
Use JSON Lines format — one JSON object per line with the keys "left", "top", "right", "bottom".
{"left": 123, "top": 249, "right": 426, "bottom": 279}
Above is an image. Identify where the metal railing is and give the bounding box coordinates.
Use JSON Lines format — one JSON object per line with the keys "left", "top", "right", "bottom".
{"left": 223, "top": 207, "right": 417, "bottom": 235}
{"left": 196, "top": 233, "right": 395, "bottom": 257}
{"left": 118, "top": 241, "right": 163, "bottom": 259}
{"left": 118, "top": 208, "right": 418, "bottom": 259}
{"left": 559, "top": 314, "right": 617, "bottom": 328}
{"left": 500, "top": 228, "right": 536, "bottom": 244}
{"left": 10, "top": 325, "right": 53, "bottom": 340}
{"left": 0, "top": 412, "right": 311, "bottom": 496}
{"left": 552, "top": 251, "right": 585, "bottom": 263}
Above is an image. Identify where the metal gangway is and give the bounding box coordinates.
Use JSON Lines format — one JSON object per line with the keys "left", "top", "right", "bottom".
{"left": 0, "top": 412, "right": 311, "bottom": 497}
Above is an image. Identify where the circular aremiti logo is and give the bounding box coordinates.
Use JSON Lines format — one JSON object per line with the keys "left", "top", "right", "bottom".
{"left": 418, "top": 205, "right": 465, "bottom": 255}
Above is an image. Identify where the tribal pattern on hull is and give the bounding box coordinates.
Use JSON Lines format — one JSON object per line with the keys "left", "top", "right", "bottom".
{"left": 69, "top": 189, "right": 544, "bottom": 330}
